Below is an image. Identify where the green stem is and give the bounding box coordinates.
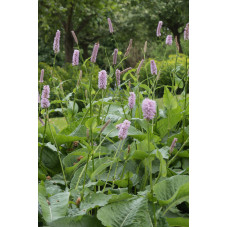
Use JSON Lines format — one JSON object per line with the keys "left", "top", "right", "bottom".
{"left": 39, "top": 109, "right": 48, "bottom": 164}
{"left": 46, "top": 112, "right": 67, "bottom": 188}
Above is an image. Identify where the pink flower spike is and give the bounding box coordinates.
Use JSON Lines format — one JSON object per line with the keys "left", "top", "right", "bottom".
{"left": 150, "top": 60, "right": 157, "bottom": 75}
{"left": 142, "top": 98, "right": 156, "bottom": 121}
{"left": 128, "top": 92, "right": 136, "bottom": 109}
{"left": 41, "top": 85, "right": 50, "bottom": 99}
{"left": 166, "top": 35, "right": 172, "bottom": 45}
{"left": 40, "top": 69, "right": 44, "bottom": 83}
{"left": 113, "top": 48, "right": 118, "bottom": 65}
{"left": 137, "top": 59, "right": 144, "bottom": 75}
{"left": 170, "top": 138, "right": 178, "bottom": 153}
{"left": 117, "top": 120, "right": 131, "bottom": 140}
{"left": 98, "top": 70, "right": 107, "bottom": 89}
{"left": 116, "top": 69, "right": 121, "bottom": 87}
{"left": 120, "top": 67, "right": 132, "bottom": 75}
{"left": 53, "top": 30, "right": 60, "bottom": 54}
{"left": 91, "top": 43, "right": 100, "bottom": 63}
{"left": 156, "top": 21, "right": 163, "bottom": 37}
{"left": 184, "top": 23, "right": 189, "bottom": 40}
{"left": 41, "top": 98, "right": 50, "bottom": 109}
{"left": 108, "top": 18, "right": 114, "bottom": 33}
{"left": 71, "top": 31, "right": 78, "bottom": 45}
{"left": 72, "top": 50, "right": 79, "bottom": 66}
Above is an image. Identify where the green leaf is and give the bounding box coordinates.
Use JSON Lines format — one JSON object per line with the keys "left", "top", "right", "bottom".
{"left": 85, "top": 117, "right": 97, "bottom": 130}
{"left": 163, "top": 86, "right": 178, "bottom": 110}
{"left": 97, "top": 197, "right": 153, "bottom": 227}
{"left": 130, "top": 150, "right": 149, "bottom": 160}
{"left": 49, "top": 215, "right": 104, "bottom": 227}
{"left": 157, "top": 106, "right": 183, "bottom": 137}
{"left": 38, "top": 191, "right": 70, "bottom": 223}
{"left": 153, "top": 175, "right": 189, "bottom": 214}
{"left": 80, "top": 193, "right": 112, "bottom": 213}
{"left": 166, "top": 217, "right": 189, "bottom": 227}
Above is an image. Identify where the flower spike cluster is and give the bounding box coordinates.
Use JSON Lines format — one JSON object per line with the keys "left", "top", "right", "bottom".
{"left": 40, "top": 69, "right": 44, "bottom": 83}
{"left": 108, "top": 18, "right": 114, "bottom": 33}
{"left": 170, "top": 138, "right": 178, "bottom": 153}
{"left": 150, "top": 60, "right": 157, "bottom": 75}
{"left": 41, "top": 85, "right": 50, "bottom": 109}
{"left": 71, "top": 31, "right": 78, "bottom": 45}
{"left": 91, "top": 43, "right": 100, "bottom": 63}
{"left": 128, "top": 92, "right": 136, "bottom": 109}
{"left": 166, "top": 35, "right": 172, "bottom": 45}
{"left": 98, "top": 70, "right": 107, "bottom": 89}
{"left": 53, "top": 30, "right": 60, "bottom": 54}
{"left": 142, "top": 98, "right": 156, "bottom": 120}
{"left": 156, "top": 21, "right": 163, "bottom": 37}
{"left": 72, "top": 50, "right": 79, "bottom": 66}
{"left": 113, "top": 48, "right": 118, "bottom": 65}
{"left": 116, "top": 69, "right": 121, "bottom": 87}
{"left": 184, "top": 23, "right": 189, "bottom": 40}
{"left": 116, "top": 120, "right": 131, "bottom": 140}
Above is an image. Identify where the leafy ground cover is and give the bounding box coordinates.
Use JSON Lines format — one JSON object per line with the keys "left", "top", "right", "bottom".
{"left": 38, "top": 18, "right": 189, "bottom": 227}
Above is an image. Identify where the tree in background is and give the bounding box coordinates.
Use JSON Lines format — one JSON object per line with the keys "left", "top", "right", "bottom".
{"left": 149, "top": 0, "right": 189, "bottom": 53}
{"left": 38, "top": 0, "right": 189, "bottom": 65}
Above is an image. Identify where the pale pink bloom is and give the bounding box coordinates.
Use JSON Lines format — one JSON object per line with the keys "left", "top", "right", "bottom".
{"left": 184, "top": 23, "right": 189, "bottom": 40}
{"left": 120, "top": 67, "right": 132, "bottom": 75}
{"left": 124, "top": 39, "right": 133, "bottom": 57}
{"left": 166, "top": 35, "right": 172, "bottom": 45}
{"left": 170, "top": 138, "right": 178, "bottom": 153}
{"left": 142, "top": 98, "right": 156, "bottom": 120}
{"left": 53, "top": 30, "right": 60, "bottom": 54}
{"left": 117, "top": 120, "right": 131, "bottom": 140}
{"left": 98, "top": 70, "right": 107, "bottom": 89}
{"left": 137, "top": 59, "right": 144, "bottom": 75}
{"left": 40, "top": 69, "right": 44, "bottom": 83}
{"left": 144, "top": 41, "right": 147, "bottom": 54}
{"left": 156, "top": 21, "right": 163, "bottom": 37}
{"left": 150, "top": 60, "right": 157, "bottom": 75}
{"left": 38, "top": 92, "right": 40, "bottom": 103}
{"left": 128, "top": 92, "right": 136, "bottom": 109}
{"left": 108, "top": 18, "right": 114, "bottom": 33}
{"left": 71, "top": 31, "right": 78, "bottom": 45}
{"left": 116, "top": 69, "right": 121, "bottom": 86}
{"left": 91, "top": 43, "right": 99, "bottom": 63}
{"left": 41, "top": 98, "right": 50, "bottom": 109}
{"left": 72, "top": 50, "right": 79, "bottom": 66}
{"left": 41, "top": 85, "right": 50, "bottom": 99}
{"left": 39, "top": 117, "right": 45, "bottom": 126}
{"left": 113, "top": 49, "right": 118, "bottom": 65}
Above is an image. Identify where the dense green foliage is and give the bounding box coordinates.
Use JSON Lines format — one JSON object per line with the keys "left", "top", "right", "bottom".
{"left": 38, "top": 1, "right": 189, "bottom": 226}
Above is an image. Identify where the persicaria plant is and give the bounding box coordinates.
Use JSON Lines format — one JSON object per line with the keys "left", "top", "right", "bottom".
{"left": 38, "top": 16, "right": 189, "bottom": 227}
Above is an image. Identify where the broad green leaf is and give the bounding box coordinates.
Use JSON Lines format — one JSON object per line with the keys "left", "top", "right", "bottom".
{"left": 163, "top": 86, "right": 178, "bottom": 110}
{"left": 85, "top": 117, "right": 97, "bottom": 130}
{"left": 157, "top": 106, "right": 183, "bottom": 137}
{"left": 97, "top": 197, "right": 153, "bottom": 227}
{"left": 49, "top": 215, "right": 104, "bottom": 227}
{"left": 131, "top": 150, "right": 149, "bottom": 160}
{"left": 153, "top": 175, "right": 189, "bottom": 212}
{"left": 38, "top": 191, "right": 70, "bottom": 223}
{"left": 80, "top": 193, "right": 112, "bottom": 213}
{"left": 166, "top": 217, "right": 189, "bottom": 227}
